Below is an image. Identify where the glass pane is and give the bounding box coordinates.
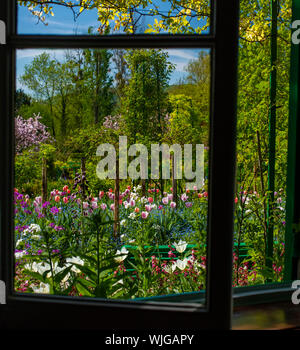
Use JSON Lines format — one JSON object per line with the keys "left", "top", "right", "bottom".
{"left": 233, "top": 0, "right": 291, "bottom": 287}
{"left": 14, "top": 47, "right": 210, "bottom": 303}
{"left": 17, "top": 0, "right": 211, "bottom": 35}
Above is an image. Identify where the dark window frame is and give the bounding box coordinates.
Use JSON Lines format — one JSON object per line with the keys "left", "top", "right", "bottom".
{"left": 0, "top": 0, "right": 245, "bottom": 330}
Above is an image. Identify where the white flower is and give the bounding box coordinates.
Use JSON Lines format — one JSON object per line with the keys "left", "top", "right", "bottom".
{"left": 133, "top": 185, "right": 142, "bottom": 192}
{"left": 31, "top": 282, "right": 50, "bottom": 294}
{"left": 31, "top": 234, "right": 42, "bottom": 240}
{"left": 23, "top": 223, "right": 41, "bottom": 237}
{"left": 66, "top": 256, "right": 84, "bottom": 274}
{"left": 128, "top": 212, "right": 136, "bottom": 220}
{"left": 15, "top": 250, "right": 26, "bottom": 259}
{"left": 140, "top": 196, "right": 148, "bottom": 204}
{"left": 123, "top": 201, "right": 130, "bottom": 209}
{"left": 114, "top": 247, "right": 129, "bottom": 263}
{"left": 176, "top": 258, "right": 188, "bottom": 270}
{"left": 173, "top": 240, "right": 187, "bottom": 253}
{"left": 130, "top": 192, "right": 138, "bottom": 201}
{"left": 164, "top": 261, "right": 177, "bottom": 274}
{"left": 15, "top": 239, "right": 23, "bottom": 248}
{"left": 120, "top": 219, "right": 126, "bottom": 226}
{"left": 25, "top": 261, "right": 50, "bottom": 275}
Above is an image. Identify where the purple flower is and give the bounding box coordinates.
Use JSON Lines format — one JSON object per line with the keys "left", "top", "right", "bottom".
{"left": 50, "top": 206, "right": 59, "bottom": 215}
{"left": 185, "top": 202, "right": 193, "bottom": 208}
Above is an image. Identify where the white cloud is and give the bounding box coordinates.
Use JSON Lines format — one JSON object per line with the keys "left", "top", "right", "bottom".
{"left": 164, "top": 49, "right": 198, "bottom": 61}
{"left": 17, "top": 49, "right": 66, "bottom": 60}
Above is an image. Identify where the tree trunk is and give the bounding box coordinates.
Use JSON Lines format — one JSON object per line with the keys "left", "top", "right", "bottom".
{"left": 42, "top": 157, "right": 47, "bottom": 204}
{"left": 171, "top": 154, "right": 178, "bottom": 207}
{"left": 114, "top": 157, "right": 120, "bottom": 239}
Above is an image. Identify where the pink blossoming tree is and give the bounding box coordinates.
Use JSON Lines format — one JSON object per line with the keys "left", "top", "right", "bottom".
{"left": 15, "top": 113, "right": 52, "bottom": 153}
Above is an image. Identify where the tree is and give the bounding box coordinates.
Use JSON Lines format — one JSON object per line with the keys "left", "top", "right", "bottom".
{"left": 112, "top": 49, "right": 129, "bottom": 108}
{"left": 122, "top": 49, "right": 174, "bottom": 143}
{"left": 18, "top": 0, "right": 210, "bottom": 34}
{"left": 83, "top": 46, "right": 114, "bottom": 125}
{"left": 15, "top": 89, "right": 31, "bottom": 113}
{"left": 15, "top": 114, "right": 52, "bottom": 153}
{"left": 19, "top": 52, "right": 58, "bottom": 137}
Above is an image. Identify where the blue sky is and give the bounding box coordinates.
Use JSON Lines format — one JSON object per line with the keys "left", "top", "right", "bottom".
{"left": 17, "top": 4, "right": 209, "bottom": 93}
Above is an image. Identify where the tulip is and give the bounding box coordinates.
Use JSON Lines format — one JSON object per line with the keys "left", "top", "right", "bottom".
{"left": 54, "top": 195, "right": 60, "bottom": 202}
{"left": 63, "top": 197, "right": 68, "bottom": 204}
{"left": 148, "top": 197, "right": 154, "bottom": 203}
{"left": 141, "top": 211, "right": 149, "bottom": 219}
{"left": 162, "top": 197, "right": 169, "bottom": 205}
{"left": 63, "top": 185, "right": 68, "bottom": 192}
{"left": 100, "top": 203, "right": 107, "bottom": 210}
{"left": 173, "top": 240, "right": 187, "bottom": 253}
{"left": 145, "top": 204, "right": 152, "bottom": 212}
{"left": 91, "top": 201, "right": 98, "bottom": 210}
{"left": 114, "top": 247, "right": 129, "bottom": 263}
{"left": 134, "top": 207, "right": 140, "bottom": 213}
{"left": 170, "top": 202, "right": 176, "bottom": 209}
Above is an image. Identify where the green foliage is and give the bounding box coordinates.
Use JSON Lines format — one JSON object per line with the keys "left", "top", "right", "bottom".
{"left": 121, "top": 49, "right": 175, "bottom": 144}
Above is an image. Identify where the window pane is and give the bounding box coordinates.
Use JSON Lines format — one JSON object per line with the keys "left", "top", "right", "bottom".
{"left": 233, "top": 0, "right": 291, "bottom": 287}
{"left": 17, "top": 0, "right": 211, "bottom": 35}
{"left": 14, "top": 47, "right": 210, "bottom": 303}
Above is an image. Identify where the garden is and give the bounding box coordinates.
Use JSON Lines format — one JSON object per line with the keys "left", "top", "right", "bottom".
{"left": 13, "top": 0, "right": 290, "bottom": 299}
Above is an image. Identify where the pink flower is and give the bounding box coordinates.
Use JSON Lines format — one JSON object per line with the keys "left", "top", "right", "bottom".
{"left": 130, "top": 199, "right": 136, "bottom": 207}
{"left": 145, "top": 204, "right": 152, "bottom": 212}
{"left": 110, "top": 204, "right": 115, "bottom": 211}
{"left": 100, "top": 203, "right": 107, "bottom": 210}
{"left": 148, "top": 197, "right": 154, "bottom": 203}
{"left": 83, "top": 202, "right": 89, "bottom": 209}
{"left": 63, "top": 197, "right": 68, "bottom": 204}
{"left": 170, "top": 202, "right": 176, "bottom": 209}
{"left": 141, "top": 211, "right": 149, "bottom": 219}
{"left": 91, "top": 201, "right": 98, "bottom": 210}
{"left": 181, "top": 193, "right": 188, "bottom": 201}
{"left": 162, "top": 197, "right": 169, "bottom": 205}
{"left": 99, "top": 191, "right": 104, "bottom": 198}
{"left": 54, "top": 195, "right": 60, "bottom": 203}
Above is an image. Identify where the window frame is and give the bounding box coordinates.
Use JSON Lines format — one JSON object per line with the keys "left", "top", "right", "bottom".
{"left": 0, "top": 0, "right": 242, "bottom": 330}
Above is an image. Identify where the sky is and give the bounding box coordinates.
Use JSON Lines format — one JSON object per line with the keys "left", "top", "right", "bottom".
{"left": 16, "top": 4, "right": 209, "bottom": 93}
